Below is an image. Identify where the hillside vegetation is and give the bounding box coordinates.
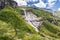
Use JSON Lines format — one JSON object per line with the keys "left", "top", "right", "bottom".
{"left": 0, "top": 6, "right": 60, "bottom": 40}
{"left": 0, "top": 6, "right": 37, "bottom": 40}
{"left": 26, "top": 7, "right": 60, "bottom": 40}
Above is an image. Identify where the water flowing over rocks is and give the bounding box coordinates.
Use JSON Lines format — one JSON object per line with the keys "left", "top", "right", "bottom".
{"left": 22, "top": 8, "right": 44, "bottom": 32}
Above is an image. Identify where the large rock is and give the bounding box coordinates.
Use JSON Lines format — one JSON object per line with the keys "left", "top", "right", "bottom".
{"left": 0, "top": 0, "right": 17, "bottom": 9}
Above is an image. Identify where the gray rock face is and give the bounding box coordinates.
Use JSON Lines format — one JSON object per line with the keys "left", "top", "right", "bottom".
{"left": 52, "top": 20, "right": 58, "bottom": 25}
{"left": 0, "top": 0, "right": 17, "bottom": 9}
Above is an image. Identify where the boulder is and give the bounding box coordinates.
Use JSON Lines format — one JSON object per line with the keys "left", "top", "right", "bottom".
{"left": 0, "top": 0, "right": 17, "bottom": 9}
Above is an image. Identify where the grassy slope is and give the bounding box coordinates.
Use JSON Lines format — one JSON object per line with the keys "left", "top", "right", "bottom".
{"left": 0, "top": 6, "right": 60, "bottom": 40}
{"left": 0, "top": 6, "right": 40, "bottom": 40}
{"left": 27, "top": 7, "right": 53, "bottom": 19}
{"left": 26, "top": 7, "right": 60, "bottom": 40}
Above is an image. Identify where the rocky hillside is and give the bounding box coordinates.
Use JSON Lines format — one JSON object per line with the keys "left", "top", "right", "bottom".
{"left": 0, "top": 5, "right": 60, "bottom": 40}
{"left": 0, "top": 0, "right": 17, "bottom": 9}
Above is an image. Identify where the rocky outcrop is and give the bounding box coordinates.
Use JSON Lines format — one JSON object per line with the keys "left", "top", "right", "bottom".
{"left": 47, "top": 19, "right": 58, "bottom": 25}
{"left": 0, "top": 0, "right": 17, "bottom": 9}
{"left": 52, "top": 20, "right": 58, "bottom": 25}
{"left": 22, "top": 8, "right": 44, "bottom": 32}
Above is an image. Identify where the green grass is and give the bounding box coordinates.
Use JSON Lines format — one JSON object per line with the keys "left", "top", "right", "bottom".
{"left": 39, "top": 21, "right": 60, "bottom": 39}
{"left": 0, "top": 6, "right": 37, "bottom": 40}
{"left": 26, "top": 7, "right": 53, "bottom": 19}
{"left": 23, "top": 34, "right": 46, "bottom": 40}
{"left": 0, "top": 6, "right": 60, "bottom": 40}
{"left": 26, "top": 7, "right": 60, "bottom": 40}
{"left": 14, "top": 7, "right": 24, "bottom": 15}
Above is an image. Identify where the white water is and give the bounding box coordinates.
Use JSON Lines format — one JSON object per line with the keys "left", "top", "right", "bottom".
{"left": 22, "top": 8, "right": 43, "bottom": 32}
{"left": 21, "top": 8, "right": 51, "bottom": 40}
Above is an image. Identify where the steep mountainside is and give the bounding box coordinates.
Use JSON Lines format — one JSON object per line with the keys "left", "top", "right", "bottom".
{"left": 0, "top": 6, "right": 60, "bottom": 40}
